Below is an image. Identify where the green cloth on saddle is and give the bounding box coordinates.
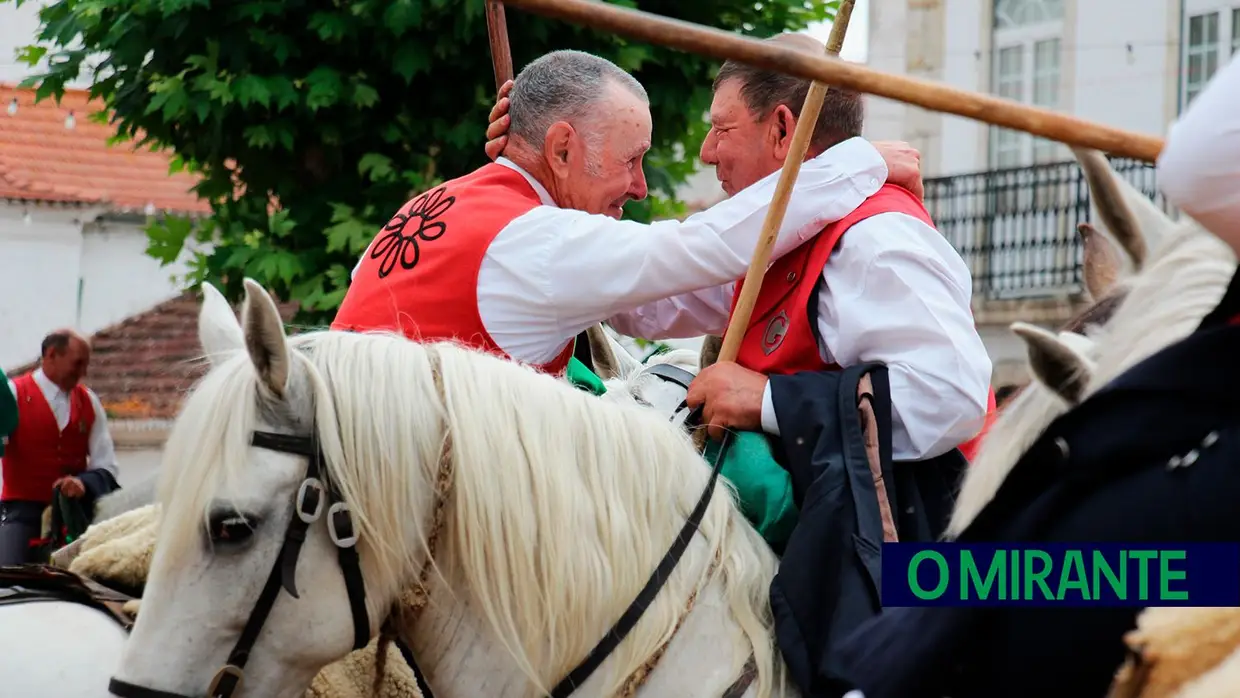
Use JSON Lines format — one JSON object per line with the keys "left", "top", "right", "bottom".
{"left": 705, "top": 431, "right": 799, "bottom": 551}
{"left": 0, "top": 376, "right": 16, "bottom": 457}
{"left": 566, "top": 355, "right": 607, "bottom": 395}
{"left": 562, "top": 349, "right": 795, "bottom": 549}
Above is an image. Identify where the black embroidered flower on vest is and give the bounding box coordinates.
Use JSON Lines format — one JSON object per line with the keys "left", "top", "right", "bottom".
{"left": 371, "top": 187, "right": 456, "bottom": 278}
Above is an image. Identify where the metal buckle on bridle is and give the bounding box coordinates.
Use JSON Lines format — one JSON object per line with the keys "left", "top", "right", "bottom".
{"left": 327, "top": 502, "right": 358, "bottom": 548}
{"left": 296, "top": 478, "right": 326, "bottom": 524}
{"left": 207, "top": 664, "right": 244, "bottom": 698}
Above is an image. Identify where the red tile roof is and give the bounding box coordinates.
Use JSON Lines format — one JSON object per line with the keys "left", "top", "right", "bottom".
{"left": 7, "top": 291, "right": 299, "bottom": 420}
{"left": 0, "top": 83, "right": 210, "bottom": 214}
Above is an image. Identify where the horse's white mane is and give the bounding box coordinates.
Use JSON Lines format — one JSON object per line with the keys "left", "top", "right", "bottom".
{"left": 155, "top": 322, "right": 780, "bottom": 697}
{"left": 946, "top": 150, "right": 1237, "bottom": 538}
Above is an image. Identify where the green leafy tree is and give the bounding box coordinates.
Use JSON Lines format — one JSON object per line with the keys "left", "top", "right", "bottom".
{"left": 8, "top": 0, "right": 838, "bottom": 321}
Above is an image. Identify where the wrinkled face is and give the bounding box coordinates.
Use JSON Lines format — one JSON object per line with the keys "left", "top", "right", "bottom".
{"left": 552, "top": 83, "right": 651, "bottom": 219}
{"left": 700, "top": 78, "right": 784, "bottom": 197}
{"left": 110, "top": 283, "right": 384, "bottom": 698}
{"left": 43, "top": 338, "right": 89, "bottom": 391}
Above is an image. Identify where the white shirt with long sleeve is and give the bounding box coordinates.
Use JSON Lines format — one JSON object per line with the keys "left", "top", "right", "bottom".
{"left": 1157, "top": 53, "right": 1240, "bottom": 242}
{"left": 608, "top": 209, "right": 993, "bottom": 462}
{"left": 2, "top": 369, "right": 119, "bottom": 480}
{"left": 352, "top": 136, "right": 890, "bottom": 365}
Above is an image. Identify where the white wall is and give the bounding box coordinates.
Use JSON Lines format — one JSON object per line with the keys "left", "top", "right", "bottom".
{"left": 78, "top": 218, "right": 196, "bottom": 337}
{"left": 939, "top": 0, "right": 988, "bottom": 175}
{"left": 0, "top": 204, "right": 198, "bottom": 370}
{"left": 0, "top": 205, "right": 89, "bottom": 369}
{"left": 1073, "top": 0, "right": 1177, "bottom": 138}
{"left": 892, "top": 0, "right": 1181, "bottom": 177}
{"left": 860, "top": 0, "right": 909, "bottom": 142}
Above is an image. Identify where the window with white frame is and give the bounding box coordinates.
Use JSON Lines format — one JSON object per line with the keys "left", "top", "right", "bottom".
{"left": 1032, "top": 38, "right": 1062, "bottom": 163}
{"left": 989, "top": 0, "right": 1064, "bottom": 169}
{"left": 992, "top": 46, "right": 1024, "bottom": 169}
{"left": 1183, "top": 11, "right": 1220, "bottom": 107}
{"left": 1232, "top": 8, "right": 1240, "bottom": 55}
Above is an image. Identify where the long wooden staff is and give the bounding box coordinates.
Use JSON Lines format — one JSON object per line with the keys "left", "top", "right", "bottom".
{"left": 715, "top": 0, "right": 856, "bottom": 365}
{"left": 486, "top": 1, "right": 515, "bottom": 89}
{"left": 500, "top": 0, "right": 1164, "bottom": 161}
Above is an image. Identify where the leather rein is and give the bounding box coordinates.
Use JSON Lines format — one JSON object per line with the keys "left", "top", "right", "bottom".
{"left": 108, "top": 356, "right": 753, "bottom": 698}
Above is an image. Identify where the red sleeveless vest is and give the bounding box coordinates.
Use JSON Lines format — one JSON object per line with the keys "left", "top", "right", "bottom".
{"left": 1, "top": 373, "right": 96, "bottom": 504}
{"left": 332, "top": 163, "right": 575, "bottom": 375}
{"left": 728, "top": 183, "right": 998, "bottom": 460}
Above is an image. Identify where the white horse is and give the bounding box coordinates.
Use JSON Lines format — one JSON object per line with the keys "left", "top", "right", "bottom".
{"left": 0, "top": 472, "right": 160, "bottom": 696}
{"left": 0, "top": 589, "right": 130, "bottom": 695}
{"left": 945, "top": 147, "right": 1238, "bottom": 537}
{"left": 108, "top": 279, "right": 788, "bottom": 698}
{"left": 0, "top": 328, "right": 705, "bottom": 698}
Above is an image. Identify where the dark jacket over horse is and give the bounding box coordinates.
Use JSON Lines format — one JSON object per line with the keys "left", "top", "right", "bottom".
{"left": 765, "top": 364, "right": 968, "bottom": 697}
{"left": 829, "top": 274, "right": 1240, "bottom": 698}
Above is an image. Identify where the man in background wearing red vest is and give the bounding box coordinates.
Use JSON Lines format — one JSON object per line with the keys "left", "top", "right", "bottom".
{"left": 333, "top": 49, "right": 925, "bottom": 372}
{"left": 0, "top": 329, "right": 120, "bottom": 565}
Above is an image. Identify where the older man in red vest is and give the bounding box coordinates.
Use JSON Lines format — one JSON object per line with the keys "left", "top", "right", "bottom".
{"left": 332, "top": 49, "right": 923, "bottom": 372}
{"left": 0, "top": 329, "right": 120, "bottom": 564}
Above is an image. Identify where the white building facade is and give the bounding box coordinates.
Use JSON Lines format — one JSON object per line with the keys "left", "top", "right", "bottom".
{"left": 863, "top": 0, "right": 1221, "bottom": 390}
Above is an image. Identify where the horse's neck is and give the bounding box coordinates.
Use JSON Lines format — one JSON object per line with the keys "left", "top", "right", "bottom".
{"left": 403, "top": 541, "right": 776, "bottom": 698}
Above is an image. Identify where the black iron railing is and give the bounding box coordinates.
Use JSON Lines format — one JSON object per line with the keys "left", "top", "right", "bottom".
{"left": 925, "top": 158, "right": 1177, "bottom": 299}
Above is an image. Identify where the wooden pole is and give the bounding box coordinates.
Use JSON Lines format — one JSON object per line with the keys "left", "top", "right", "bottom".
{"left": 499, "top": 0, "right": 1164, "bottom": 161}
{"left": 714, "top": 1, "right": 856, "bottom": 365}
{"left": 486, "top": 1, "right": 515, "bottom": 89}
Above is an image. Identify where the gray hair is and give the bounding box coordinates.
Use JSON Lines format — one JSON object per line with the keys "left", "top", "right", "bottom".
{"left": 508, "top": 49, "right": 648, "bottom": 148}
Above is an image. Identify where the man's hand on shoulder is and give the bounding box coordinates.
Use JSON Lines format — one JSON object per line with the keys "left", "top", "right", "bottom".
{"left": 686, "top": 361, "right": 768, "bottom": 441}
{"left": 484, "top": 79, "right": 514, "bottom": 162}
{"left": 871, "top": 140, "right": 924, "bottom": 200}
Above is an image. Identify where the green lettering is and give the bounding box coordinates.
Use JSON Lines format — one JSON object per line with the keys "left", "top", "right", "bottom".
{"left": 909, "top": 551, "right": 949, "bottom": 600}
{"left": 1023, "top": 550, "right": 1054, "bottom": 600}
{"left": 1010, "top": 546, "right": 1020, "bottom": 600}
{"left": 962, "top": 550, "right": 1005, "bottom": 600}
{"left": 1056, "top": 550, "right": 1090, "bottom": 600}
{"left": 1159, "top": 550, "right": 1189, "bottom": 601}
{"left": 1130, "top": 550, "right": 1157, "bottom": 600}
{"left": 1092, "top": 550, "right": 1126, "bottom": 600}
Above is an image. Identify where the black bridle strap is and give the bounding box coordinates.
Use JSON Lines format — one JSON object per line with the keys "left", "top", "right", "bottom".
{"left": 640, "top": 362, "right": 697, "bottom": 392}
{"left": 110, "top": 430, "right": 371, "bottom": 698}
{"left": 248, "top": 432, "right": 370, "bottom": 651}
{"left": 546, "top": 417, "right": 732, "bottom": 698}
{"left": 106, "top": 681, "right": 197, "bottom": 698}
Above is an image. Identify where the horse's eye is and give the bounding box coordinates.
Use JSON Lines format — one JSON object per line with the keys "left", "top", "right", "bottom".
{"left": 207, "top": 512, "right": 259, "bottom": 544}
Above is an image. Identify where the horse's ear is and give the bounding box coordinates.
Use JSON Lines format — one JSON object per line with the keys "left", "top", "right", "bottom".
{"left": 1071, "top": 146, "right": 1175, "bottom": 270}
{"left": 585, "top": 324, "right": 622, "bottom": 380}
{"left": 699, "top": 334, "right": 723, "bottom": 369}
{"left": 589, "top": 325, "right": 643, "bottom": 380}
{"left": 1079, "top": 222, "right": 1123, "bottom": 300}
{"left": 198, "top": 282, "right": 244, "bottom": 365}
{"left": 1011, "top": 322, "right": 1094, "bottom": 405}
{"left": 240, "top": 278, "right": 291, "bottom": 398}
